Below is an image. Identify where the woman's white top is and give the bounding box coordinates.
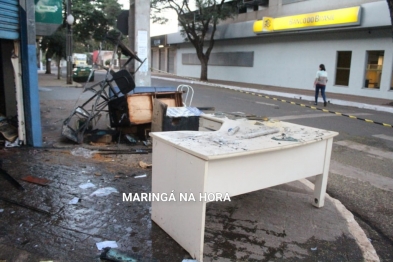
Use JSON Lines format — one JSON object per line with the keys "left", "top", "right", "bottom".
{"left": 316, "top": 70, "right": 328, "bottom": 85}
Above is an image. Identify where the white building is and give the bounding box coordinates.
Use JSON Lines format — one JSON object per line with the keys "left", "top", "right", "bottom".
{"left": 152, "top": 0, "right": 393, "bottom": 100}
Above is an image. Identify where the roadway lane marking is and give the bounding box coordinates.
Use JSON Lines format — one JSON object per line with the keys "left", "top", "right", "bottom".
{"left": 232, "top": 97, "right": 278, "bottom": 106}
{"left": 275, "top": 112, "right": 372, "bottom": 121}
{"left": 334, "top": 140, "right": 393, "bottom": 161}
{"left": 233, "top": 89, "right": 393, "bottom": 127}
{"left": 372, "top": 134, "right": 393, "bottom": 142}
{"left": 255, "top": 101, "right": 277, "bottom": 107}
{"left": 330, "top": 160, "right": 393, "bottom": 192}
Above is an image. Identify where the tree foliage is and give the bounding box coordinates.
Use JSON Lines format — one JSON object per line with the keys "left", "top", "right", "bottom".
{"left": 40, "top": 0, "right": 122, "bottom": 75}
{"left": 151, "top": 0, "right": 242, "bottom": 81}
{"left": 72, "top": 0, "right": 122, "bottom": 43}
{"left": 40, "top": 28, "right": 66, "bottom": 76}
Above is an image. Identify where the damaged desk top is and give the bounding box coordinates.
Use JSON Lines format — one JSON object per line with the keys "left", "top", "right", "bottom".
{"left": 150, "top": 115, "right": 338, "bottom": 161}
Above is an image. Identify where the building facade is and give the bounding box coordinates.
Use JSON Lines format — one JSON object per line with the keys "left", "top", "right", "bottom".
{"left": 158, "top": 0, "right": 393, "bottom": 100}
{"left": 0, "top": 0, "right": 42, "bottom": 147}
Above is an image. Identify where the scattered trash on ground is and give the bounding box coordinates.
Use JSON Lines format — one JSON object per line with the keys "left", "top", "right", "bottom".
{"left": 0, "top": 115, "right": 18, "bottom": 143}
{"left": 125, "top": 134, "right": 138, "bottom": 144}
{"left": 134, "top": 174, "right": 147, "bottom": 179}
{"left": 97, "top": 149, "right": 150, "bottom": 155}
{"left": 96, "top": 240, "right": 118, "bottom": 250}
{"left": 5, "top": 138, "right": 20, "bottom": 147}
{"left": 311, "top": 247, "right": 318, "bottom": 251}
{"left": 70, "top": 147, "right": 96, "bottom": 158}
{"left": 100, "top": 247, "right": 140, "bottom": 262}
{"left": 92, "top": 134, "right": 113, "bottom": 144}
{"left": 182, "top": 259, "right": 198, "bottom": 262}
{"left": 0, "top": 209, "right": 3, "bottom": 213}
{"left": 139, "top": 161, "right": 152, "bottom": 169}
{"left": 78, "top": 182, "right": 96, "bottom": 189}
{"left": 68, "top": 197, "right": 80, "bottom": 205}
{"left": 21, "top": 175, "right": 50, "bottom": 186}
{"left": 86, "top": 130, "right": 118, "bottom": 144}
{"left": 90, "top": 187, "right": 119, "bottom": 197}
{"left": 143, "top": 140, "right": 151, "bottom": 146}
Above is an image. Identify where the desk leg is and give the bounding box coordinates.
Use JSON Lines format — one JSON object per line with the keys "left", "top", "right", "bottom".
{"left": 313, "top": 138, "right": 333, "bottom": 208}
{"left": 152, "top": 200, "right": 207, "bottom": 261}
{"left": 151, "top": 140, "right": 208, "bottom": 261}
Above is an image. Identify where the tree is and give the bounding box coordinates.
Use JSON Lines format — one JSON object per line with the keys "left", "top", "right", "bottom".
{"left": 40, "top": 0, "right": 122, "bottom": 77}
{"left": 72, "top": 0, "right": 122, "bottom": 43}
{"left": 151, "top": 0, "right": 241, "bottom": 81}
{"left": 40, "top": 28, "right": 66, "bottom": 76}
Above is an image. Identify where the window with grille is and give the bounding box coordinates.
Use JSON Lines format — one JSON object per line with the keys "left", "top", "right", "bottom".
{"left": 335, "top": 51, "right": 352, "bottom": 86}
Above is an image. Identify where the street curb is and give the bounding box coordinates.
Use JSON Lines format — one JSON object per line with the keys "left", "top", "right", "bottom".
{"left": 299, "top": 179, "right": 380, "bottom": 262}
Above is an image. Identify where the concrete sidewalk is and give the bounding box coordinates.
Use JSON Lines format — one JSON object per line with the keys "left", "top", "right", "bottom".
{"left": 9, "top": 70, "right": 378, "bottom": 261}
{"left": 38, "top": 70, "right": 82, "bottom": 88}
{"left": 0, "top": 148, "right": 379, "bottom": 261}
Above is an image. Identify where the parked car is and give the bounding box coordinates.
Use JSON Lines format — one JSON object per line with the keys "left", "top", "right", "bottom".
{"left": 73, "top": 66, "right": 94, "bottom": 83}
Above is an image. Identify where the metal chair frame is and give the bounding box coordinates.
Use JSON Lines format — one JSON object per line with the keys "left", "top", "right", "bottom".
{"left": 62, "top": 33, "right": 145, "bottom": 143}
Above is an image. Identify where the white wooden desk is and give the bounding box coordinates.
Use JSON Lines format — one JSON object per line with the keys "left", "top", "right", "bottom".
{"left": 150, "top": 116, "right": 338, "bottom": 261}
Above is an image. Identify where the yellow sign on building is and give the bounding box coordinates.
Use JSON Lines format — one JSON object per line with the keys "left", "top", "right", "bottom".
{"left": 253, "top": 17, "right": 274, "bottom": 32}
{"left": 253, "top": 6, "right": 361, "bottom": 34}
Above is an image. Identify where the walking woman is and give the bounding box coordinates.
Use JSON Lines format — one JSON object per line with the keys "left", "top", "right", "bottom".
{"left": 314, "top": 64, "right": 328, "bottom": 106}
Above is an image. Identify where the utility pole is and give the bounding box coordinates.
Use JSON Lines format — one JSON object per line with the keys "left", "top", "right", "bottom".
{"left": 66, "top": 0, "right": 74, "bottom": 84}
{"left": 133, "top": 0, "right": 151, "bottom": 86}
{"left": 128, "top": 0, "right": 135, "bottom": 73}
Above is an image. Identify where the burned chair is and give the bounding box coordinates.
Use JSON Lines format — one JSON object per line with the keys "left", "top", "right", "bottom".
{"left": 62, "top": 34, "right": 145, "bottom": 143}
